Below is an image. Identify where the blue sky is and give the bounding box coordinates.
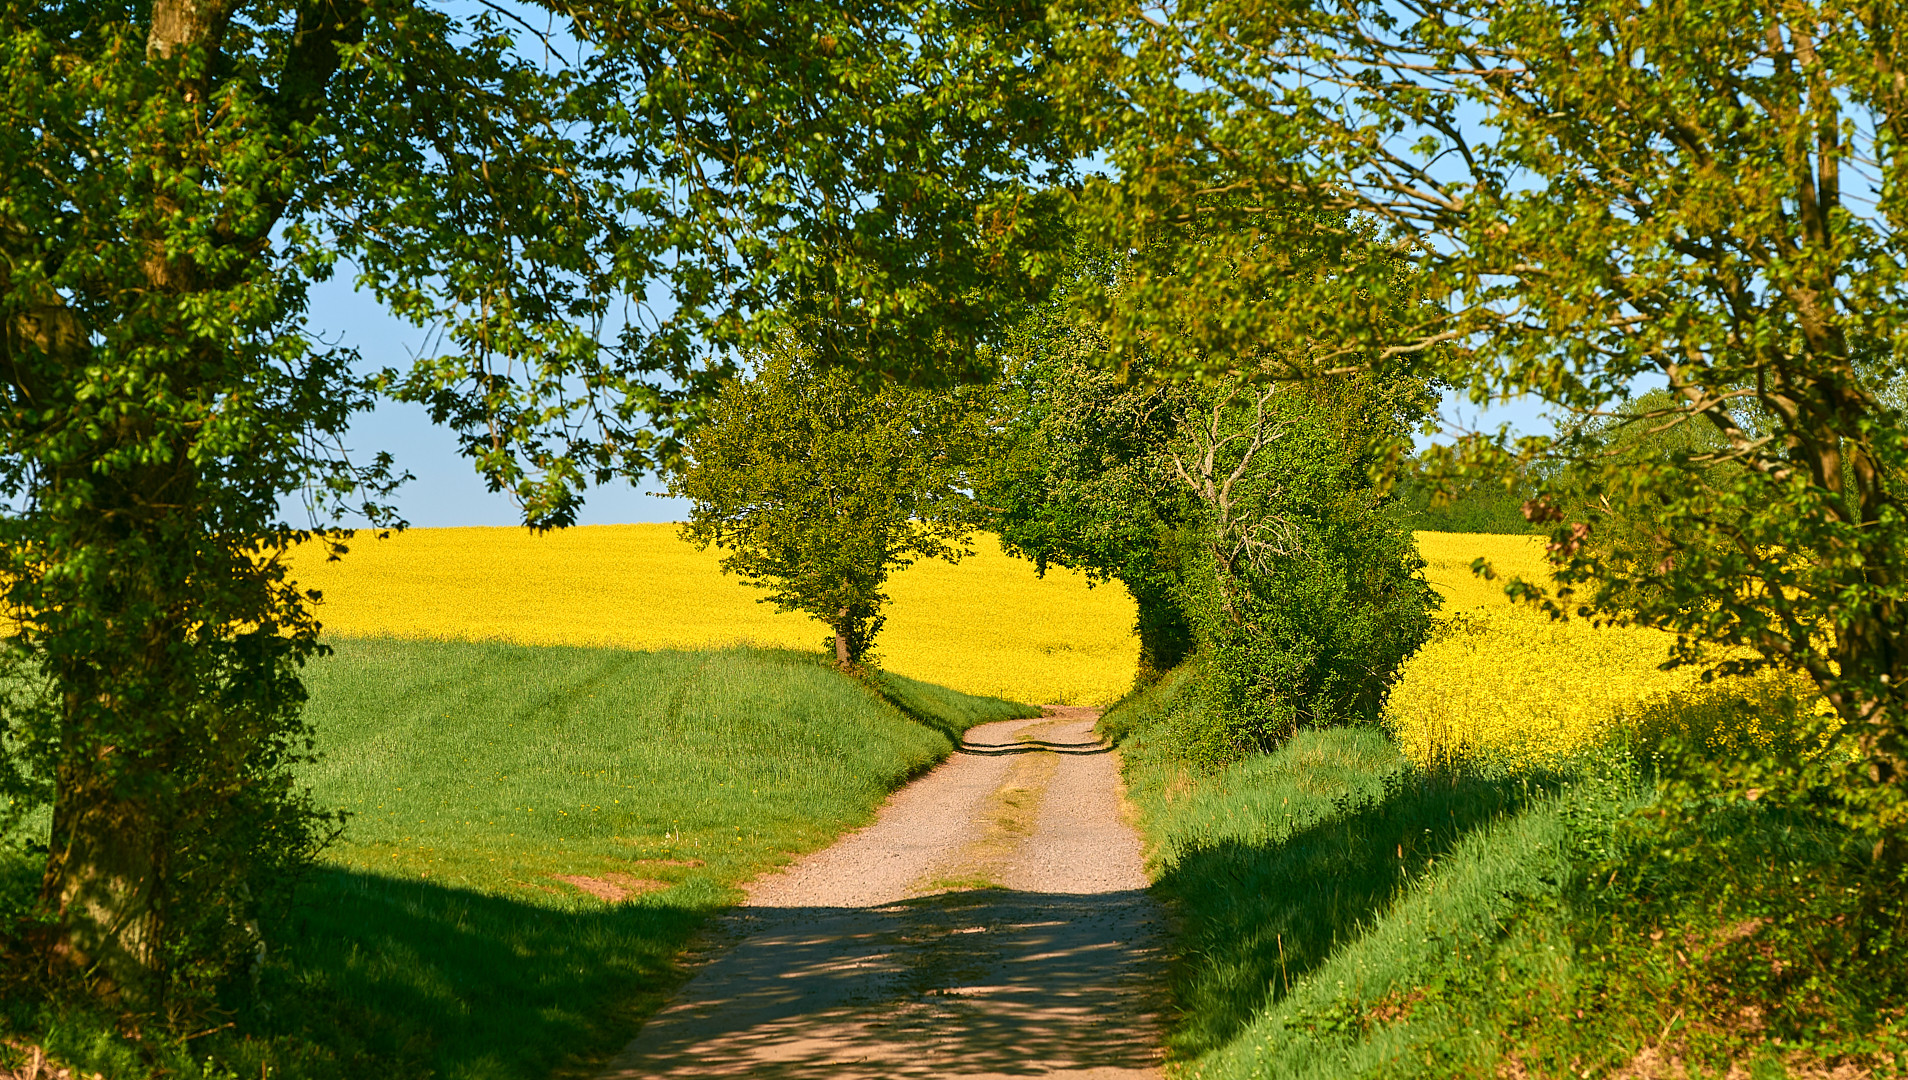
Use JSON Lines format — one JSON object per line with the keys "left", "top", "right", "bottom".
{"left": 309, "top": 278, "right": 1554, "bottom": 529}
{"left": 305, "top": 277, "right": 689, "bottom": 528}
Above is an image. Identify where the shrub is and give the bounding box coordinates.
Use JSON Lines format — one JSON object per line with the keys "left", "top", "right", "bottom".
{"left": 1169, "top": 375, "right": 1439, "bottom": 764}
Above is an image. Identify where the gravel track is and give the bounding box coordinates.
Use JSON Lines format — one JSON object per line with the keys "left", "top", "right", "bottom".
{"left": 598, "top": 707, "right": 1169, "bottom": 1079}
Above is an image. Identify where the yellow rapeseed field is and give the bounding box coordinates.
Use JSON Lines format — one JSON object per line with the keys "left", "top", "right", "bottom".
{"left": 287, "top": 525, "right": 1138, "bottom": 706}
{"left": 1391, "top": 531, "right": 1827, "bottom": 768}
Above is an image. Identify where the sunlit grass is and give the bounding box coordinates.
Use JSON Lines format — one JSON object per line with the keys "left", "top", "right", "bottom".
{"left": 297, "top": 639, "right": 1031, "bottom": 895}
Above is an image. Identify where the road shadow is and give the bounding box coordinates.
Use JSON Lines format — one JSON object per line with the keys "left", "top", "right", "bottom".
{"left": 602, "top": 888, "right": 1169, "bottom": 1078}
{"left": 955, "top": 738, "right": 1114, "bottom": 757}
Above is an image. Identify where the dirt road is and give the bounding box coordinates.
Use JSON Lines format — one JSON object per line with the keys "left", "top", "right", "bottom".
{"left": 598, "top": 707, "right": 1169, "bottom": 1079}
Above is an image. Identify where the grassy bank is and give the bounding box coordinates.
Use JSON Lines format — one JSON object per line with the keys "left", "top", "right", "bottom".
{"left": 1, "top": 639, "right": 1035, "bottom": 1080}
{"left": 1104, "top": 669, "right": 1907, "bottom": 1079}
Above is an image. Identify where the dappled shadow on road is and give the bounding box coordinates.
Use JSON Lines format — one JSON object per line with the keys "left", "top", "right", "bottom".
{"left": 601, "top": 888, "right": 1168, "bottom": 1079}
{"left": 1159, "top": 768, "right": 1554, "bottom": 1058}
{"left": 956, "top": 738, "right": 1113, "bottom": 757}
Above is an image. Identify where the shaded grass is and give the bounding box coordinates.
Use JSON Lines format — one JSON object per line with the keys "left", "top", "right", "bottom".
{"left": 1105, "top": 667, "right": 1907, "bottom": 1079}
{"left": 2, "top": 639, "right": 1033, "bottom": 1079}
{"left": 1104, "top": 671, "right": 1590, "bottom": 1076}
{"left": 1112, "top": 699, "right": 1561, "bottom": 1071}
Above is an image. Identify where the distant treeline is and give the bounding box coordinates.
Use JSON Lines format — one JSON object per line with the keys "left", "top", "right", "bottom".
{"left": 1393, "top": 472, "right": 1542, "bottom": 535}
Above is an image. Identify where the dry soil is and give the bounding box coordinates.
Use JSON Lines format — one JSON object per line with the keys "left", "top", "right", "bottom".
{"left": 597, "top": 707, "right": 1169, "bottom": 1079}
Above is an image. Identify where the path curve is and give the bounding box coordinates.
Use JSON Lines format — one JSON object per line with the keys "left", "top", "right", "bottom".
{"left": 598, "top": 707, "right": 1169, "bottom": 1079}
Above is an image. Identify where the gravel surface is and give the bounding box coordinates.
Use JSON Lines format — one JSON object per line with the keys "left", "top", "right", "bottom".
{"left": 598, "top": 707, "right": 1169, "bottom": 1079}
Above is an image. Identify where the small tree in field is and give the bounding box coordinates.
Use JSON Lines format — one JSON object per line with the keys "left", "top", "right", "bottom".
{"left": 674, "top": 342, "right": 987, "bottom": 669}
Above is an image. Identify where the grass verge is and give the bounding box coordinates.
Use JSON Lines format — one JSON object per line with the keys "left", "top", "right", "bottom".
{"left": 1, "top": 638, "right": 1035, "bottom": 1080}
{"left": 1104, "top": 670, "right": 1907, "bottom": 1079}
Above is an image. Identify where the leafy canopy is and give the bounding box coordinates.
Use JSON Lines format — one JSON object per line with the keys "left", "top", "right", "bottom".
{"left": 0, "top": 0, "right": 1072, "bottom": 1008}
{"left": 673, "top": 339, "right": 988, "bottom": 668}
{"left": 1053, "top": 0, "right": 1908, "bottom": 822}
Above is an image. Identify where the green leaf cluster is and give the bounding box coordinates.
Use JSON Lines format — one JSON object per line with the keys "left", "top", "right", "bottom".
{"left": 673, "top": 338, "right": 988, "bottom": 668}
{"left": 982, "top": 251, "right": 1202, "bottom": 678}
{"left": 1051, "top": 0, "right": 1908, "bottom": 837}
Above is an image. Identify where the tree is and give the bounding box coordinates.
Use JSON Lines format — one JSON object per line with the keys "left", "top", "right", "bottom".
{"left": 1544, "top": 389, "right": 1743, "bottom": 613}
{"left": 673, "top": 340, "right": 987, "bottom": 669}
{"left": 0, "top": 0, "right": 1071, "bottom": 1011}
{"left": 1053, "top": 0, "right": 1908, "bottom": 836}
{"left": 1169, "top": 370, "right": 1439, "bottom": 763}
{"left": 987, "top": 227, "right": 1438, "bottom": 747}
{"left": 984, "top": 256, "right": 1200, "bottom": 680}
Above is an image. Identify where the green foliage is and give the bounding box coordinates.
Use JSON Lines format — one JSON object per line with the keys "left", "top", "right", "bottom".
{"left": 1554, "top": 800, "right": 1908, "bottom": 1075}
{"left": 1172, "top": 375, "right": 1439, "bottom": 761}
{"left": 1053, "top": 0, "right": 1908, "bottom": 838}
{"left": 1104, "top": 680, "right": 1573, "bottom": 1074}
{"left": 983, "top": 255, "right": 1201, "bottom": 678}
{"left": 1538, "top": 389, "right": 1746, "bottom": 614}
{"left": 353, "top": 0, "right": 1080, "bottom": 515}
{"left": 1394, "top": 472, "right": 1543, "bottom": 535}
{"left": 3, "top": 638, "right": 1026, "bottom": 1078}
{"left": 558, "top": 0, "right": 1078, "bottom": 451}
{"left": 988, "top": 245, "right": 1438, "bottom": 747}
{"left": 673, "top": 340, "right": 989, "bottom": 667}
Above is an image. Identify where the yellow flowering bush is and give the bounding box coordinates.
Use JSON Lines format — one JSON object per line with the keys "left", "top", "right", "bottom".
{"left": 289, "top": 525, "right": 1138, "bottom": 706}
{"left": 1391, "top": 532, "right": 1830, "bottom": 768}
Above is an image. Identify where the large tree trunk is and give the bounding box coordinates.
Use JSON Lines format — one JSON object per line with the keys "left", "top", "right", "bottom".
{"left": 3, "top": 0, "right": 359, "bottom": 1019}
{"left": 25, "top": 0, "right": 235, "bottom": 1002}
{"left": 2, "top": 272, "right": 174, "bottom": 1004}
{"left": 40, "top": 756, "right": 165, "bottom": 1007}
{"left": 33, "top": 466, "right": 189, "bottom": 1007}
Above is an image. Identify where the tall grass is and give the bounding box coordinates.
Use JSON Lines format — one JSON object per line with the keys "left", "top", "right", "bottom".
{"left": 1, "top": 639, "right": 1035, "bottom": 1080}
{"left": 1105, "top": 660, "right": 1904, "bottom": 1078}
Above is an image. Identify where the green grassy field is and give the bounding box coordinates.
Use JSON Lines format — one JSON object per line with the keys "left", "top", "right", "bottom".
{"left": 1, "top": 639, "right": 1035, "bottom": 1080}
{"left": 1102, "top": 669, "right": 1905, "bottom": 1079}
